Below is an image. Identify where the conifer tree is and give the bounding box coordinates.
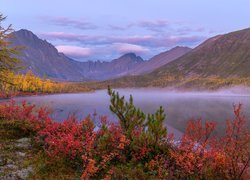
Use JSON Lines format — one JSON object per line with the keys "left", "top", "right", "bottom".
{"left": 0, "top": 13, "right": 20, "bottom": 85}
{"left": 108, "top": 86, "right": 167, "bottom": 147}
{"left": 108, "top": 86, "right": 146, "bottom": 139}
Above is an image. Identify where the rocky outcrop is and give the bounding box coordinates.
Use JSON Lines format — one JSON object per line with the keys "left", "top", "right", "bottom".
{"left": 0, "top": 138, "right": 33, "bottom": 180}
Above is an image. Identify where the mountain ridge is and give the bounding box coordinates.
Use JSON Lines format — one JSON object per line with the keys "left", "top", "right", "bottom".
{"left": 11, "top": 29, "right": 191, "bottom": 81}
{"left": 11, "top": 29, "right": 87, "bottom": 81}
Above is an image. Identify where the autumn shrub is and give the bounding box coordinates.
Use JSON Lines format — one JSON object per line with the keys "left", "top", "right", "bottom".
{"left": 81, "top": 119, "right": 130, "bottom": 179}
{"left": 37, "top": 117, "right": 84, "bottom": 162}
{"left": 170, "top": 104, "right": 250, "bottom": 179}
{"left": 216, "top": 104, "right": 250, "bottom": 179}
{"left": 0, "top": 100, "right": 51, "bottom": 137}
{"left": 0, "top": 89, "right": 249, "bottom": 179}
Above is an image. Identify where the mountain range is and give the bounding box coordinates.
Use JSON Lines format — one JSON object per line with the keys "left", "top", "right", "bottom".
{"left": 97, "top": 28, "right": 250, "bottom": 88}
{"left": 10, "top": 28, "right": 250, "bottom": 86}
{"left": 11, "top": 29, "right": 191, "bottom": 81}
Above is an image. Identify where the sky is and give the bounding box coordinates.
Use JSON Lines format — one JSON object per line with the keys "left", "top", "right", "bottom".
{"left": 1, "top": 0, "right": 250, "bottom": 61}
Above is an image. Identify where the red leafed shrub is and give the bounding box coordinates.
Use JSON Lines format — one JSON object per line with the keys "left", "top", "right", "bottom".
{"left": 170, "top": 104, "right": 250, "bottom": 179}
{"left": 216, "top": 104, "right": 250, "bottom": 179}
{"left": 37, "top": 117, "right": 87, "bottom": 160}
{"left": 0, "top": 100, "right": 51, "bottom": 136}
{"left": 0, "top": 100, "right": 36, "bottom": 121}
{"left": 145, "top": 155, "right": 170, "bottom": 178}
{"left": 170, "top": 119, "right": 216, "bottom": 175}
{"left": 81, "top": 119, "right": 130, "bottom": 179}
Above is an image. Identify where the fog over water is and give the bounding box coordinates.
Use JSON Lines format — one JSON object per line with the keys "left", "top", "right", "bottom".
{"left": 13, "top": 87, "right": 250, "bottom": 138}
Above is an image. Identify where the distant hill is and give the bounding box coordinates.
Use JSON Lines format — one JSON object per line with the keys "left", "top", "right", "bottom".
{"left": 10, "top": 29, "right": 190, "bottom": 81}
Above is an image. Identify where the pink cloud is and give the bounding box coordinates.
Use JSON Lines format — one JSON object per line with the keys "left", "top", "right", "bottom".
{"left": 113, "top": 43, "right": 149, "bottom": 54}
{"left": 128, "top": 20, "right": 170, "bottom": 32}
{"left": 56, "top": 45, "right": 92, "bottom": 58}
{"left": 40, "top": 32, "right": 106, "bottom": 44}
{"left": 42, "top": 16, "right": 97, "bottom": 30}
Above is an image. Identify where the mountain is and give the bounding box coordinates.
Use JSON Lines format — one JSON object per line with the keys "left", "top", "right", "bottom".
{"left": 11, "top": 29, "right": 87, "bottom": 81}
{"left": 127, "top": 46, "right": 191, "bottom": 75}
{"left": 151, "top": 28, "right": 250, "bottom": 78}
{"left": 75, "top": 53, "right": 144, "bottom": 80}
{"left": 68, "top": 47, "right": 190, "bottom": 80}
{"left": 10, "top": 29, "right": 145, "bottom": 81}
{"left": 10, "top": 29, "right": 191, "bottom": 81}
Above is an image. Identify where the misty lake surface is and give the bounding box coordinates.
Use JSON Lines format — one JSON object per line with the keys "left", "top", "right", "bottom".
{"left": 13, "top": 88, "right": 250, "bottom": 138}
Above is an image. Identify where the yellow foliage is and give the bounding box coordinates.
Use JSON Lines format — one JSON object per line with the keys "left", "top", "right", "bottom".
{"left": 0, "top": 71, "right": 64, "bottom": 94}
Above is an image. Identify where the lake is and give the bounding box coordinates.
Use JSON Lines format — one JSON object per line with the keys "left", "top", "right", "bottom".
{"left": 12, "top": 88, "right": 250, "bottom": 139}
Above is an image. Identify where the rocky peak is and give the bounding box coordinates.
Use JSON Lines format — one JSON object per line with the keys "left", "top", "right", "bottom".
{"left": 116, "top": 53, "right": 144, "bottom": 63}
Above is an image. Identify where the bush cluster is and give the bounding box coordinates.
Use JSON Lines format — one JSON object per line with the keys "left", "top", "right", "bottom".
{"left": 0, "top": 88, "right": 249, "bottom": 179}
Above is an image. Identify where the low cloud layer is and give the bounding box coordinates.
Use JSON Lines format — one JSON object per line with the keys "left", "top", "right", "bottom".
{"left": 56, "top": 45, "right": 92, "bottom": 58}
{"left": 113, "top": 43, "right": 150, "bottom": 54}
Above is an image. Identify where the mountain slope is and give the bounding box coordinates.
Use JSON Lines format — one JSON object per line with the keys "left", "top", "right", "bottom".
{"left": 128, "top": 46, "right": 191, "bottom": 75}
{"left": 11, "top": 29, "right": 87, "bottom": 81}
{"left": 152, "top": 28, "right": 250, "bottom": 78}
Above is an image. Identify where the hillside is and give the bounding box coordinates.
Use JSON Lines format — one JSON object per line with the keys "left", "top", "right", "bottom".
{"left": 152, "top": 28, "right": 250, "bottom": 78}
{"left": 11, "top": 29, "right": 87, "bottom": 81}
{"left": 128, "top": 46, "right": 191, "bottom": 75}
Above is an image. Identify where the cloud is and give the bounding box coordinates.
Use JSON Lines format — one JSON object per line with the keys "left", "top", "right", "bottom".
{"left": 130, "top": 20, "right": 170, "bottom": 32}
{"left": 174, "top": 27, "right": 207, "bottom": 35}
{"left": 40, "top": 32, "right": 205, "bottom": 48}
{"left": 36, "top": 17, "right": 213, "bottom": 61}
{"left": 40, "top": 32, "right": 105, "bottom": 44}
{"left": 111, "top": 35, "right": 155, "bottom": 46}
{"left": 40, "top": 32, "right": 153, "bottom": 45}
{"left": 42, "top": 16, "right": 97, "bottom": 30}
{"left": 127, "top": 20, "right": 211, "bottom": 36}
{"left": 112, "top": 43, "right": 150, "bottom": 54}
{"left": 109, "top": 25, "right": 127, "bottom": 31}
{"left": 56, "top": 45, "right": 92, "bottom": 58}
